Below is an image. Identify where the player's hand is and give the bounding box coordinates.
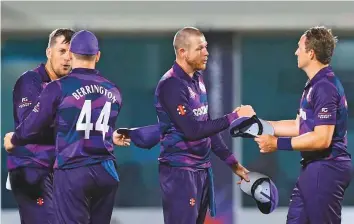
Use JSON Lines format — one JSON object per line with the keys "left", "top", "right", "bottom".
{"left": 233, "top": 106, "right": 241, "bottom": 113}
{"left": 3, "top": 132, "right": 15, "bottom": 152}
{"left": 113, "top": 131, "right": 131, "bottom": 147}
{"left": 232, "top": 163, "right": 250, "bottom": 184}
{"left": 254, "top": 135, "right": 277, "bottom": 153}
{"left": 235, "top": 105, "right": 256, "bottom": 117}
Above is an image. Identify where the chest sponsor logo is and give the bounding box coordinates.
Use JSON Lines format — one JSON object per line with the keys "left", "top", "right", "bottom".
{"left": 193, "top": 105, "right": 208, "bottom": 117}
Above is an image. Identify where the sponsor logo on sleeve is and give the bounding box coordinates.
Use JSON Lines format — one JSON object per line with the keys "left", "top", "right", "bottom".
{"left": 318, "top": 107, "right": 331, "bottom": 119}
{"left": 19, "top": 97, "right": 32, "bottom": 108}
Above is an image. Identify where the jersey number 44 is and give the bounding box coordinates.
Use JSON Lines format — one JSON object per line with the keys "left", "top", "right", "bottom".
{"left": 76, "top": 100, "right": 111, "bottom": 139}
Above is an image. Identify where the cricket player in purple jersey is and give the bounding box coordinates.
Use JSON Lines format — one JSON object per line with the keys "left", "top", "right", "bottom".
{"left": 5, "top": 28, "right": 75, "bottom": 224}
{"left": 255, "top": 26, "right": 352, "bottom": 224}
{"left": 4, "top": 30, "right": 129, "bottom": 224}
{"left": 154, "top": 27, "right": 255, "bottom": 224}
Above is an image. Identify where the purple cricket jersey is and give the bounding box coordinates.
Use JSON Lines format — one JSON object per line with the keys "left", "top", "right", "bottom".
{"left": 298, "top": 66, "right": 351, "bottom": 160}
{"left": 11, "top": 68, "right": 123, "bottom": 169}
{"left": 7, "top": 63, "right": 55, "bottom": 170}
{"left": 154, "top": 62, "right": 239, "bottom": 169}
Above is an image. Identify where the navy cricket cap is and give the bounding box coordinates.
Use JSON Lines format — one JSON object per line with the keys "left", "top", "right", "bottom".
{"left": 240, "top": 172, "right": 279, "bottom": 214}
{"left": 229, "top": 115, "right": 274, "bottom": 138}
{"left": 116, "top": 124, "right": 160, "bottom": 149}
{"left": 70, "top": 30, "right": 99, "bottom": 55}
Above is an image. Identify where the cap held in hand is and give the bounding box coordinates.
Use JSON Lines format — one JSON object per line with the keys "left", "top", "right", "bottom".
{"left": 116, "top": 124, "right": 160, "bottom": 149}
{"left": 240, "top": 172, "right": 279, "bottom": 214}
{"left": 229, "top": 115, "right": 274, "bottom": 138}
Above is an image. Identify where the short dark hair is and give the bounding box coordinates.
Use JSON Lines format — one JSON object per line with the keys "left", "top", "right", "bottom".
{"left": 47, "top": 28, "right": 75, "bottom": 48}
{"left": 304, "top": 26, "right": 338, "bottom": 65}
{"left": 72, "top": 53, "right": 96, "bottom": 61}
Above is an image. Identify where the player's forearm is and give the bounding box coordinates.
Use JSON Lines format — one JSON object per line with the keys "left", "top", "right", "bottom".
{"left": 268, "top": 120, "right": 299, "bottom": 137}
{"left": 12, "top": 109, "right": 47, "bottom": 145}
{"left": 212, "top": 148, "right": 238, "bottom": 168}
{"left": 181, "top": 113, "right": 238, "bottom": 141}
{"left": 38, "top": 128, "right": 55, "bottom": 145}
{"left": 278, "top": 131, "right": 331, "bottom": 151}
{"left": 11, "top": 128, "right": 43, "bottom": 146}
{"left": 210, "top": 134, "right": 238, "bottom": 167}
{"left": 11, "top": 117, "right": 54, "bottom": 145}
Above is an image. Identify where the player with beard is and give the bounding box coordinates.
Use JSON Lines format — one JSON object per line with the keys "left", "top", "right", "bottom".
{"left": 154, "top": 27, "right": 254, "bottom": 224}
{"left": 6, "top": 28, "right": 74, "bottom": 224}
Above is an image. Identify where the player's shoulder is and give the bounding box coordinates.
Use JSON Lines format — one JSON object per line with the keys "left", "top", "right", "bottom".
{"left": 99, "top": 75, "right": 116, "bottom": 85}
{"left": 314, "top": 74, "right": 339, "bottom": 90}
{"left": 97, "top": 75, "right": 121, "bottom": 92}
{"left": 13, "top": 70, "right": 42, "bottom": 92}
{"left": 45, "top": 74, "right": 68, "bottom": 89}
{"left": 159, "top": 76, "right": 185, "bottom": 94}
{"left": 324, "top": 72, "right": 345, "bottom": 95}
{"left": 312, "top": 76, "right": 341, "bottom": 98}
{"left": 40, "top": 78, "right": 63, "bottom": 95}
{"left": 16, "top": 70, "right": 41, "bottom": 84}
{"left": 55, "top": 74, "right": 72, "bottom": 83}
{"left": 158, "top": 69, "right": 185, "bottom": 90}
{"left": 53, "top": 73, "right": 86, "bottom": 91}
{"left": 97, "top": 76, "right": 123, "bottom": 105}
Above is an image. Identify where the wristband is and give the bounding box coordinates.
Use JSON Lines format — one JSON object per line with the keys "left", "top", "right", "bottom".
{"left": 277, "top": 137, "right": 293, "bottom": 151}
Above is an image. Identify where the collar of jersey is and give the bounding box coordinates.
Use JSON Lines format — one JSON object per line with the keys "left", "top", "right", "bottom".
{"left": 304, "top": 66, "right": 333, "bottom": 89}
{"left": 70, "top": 68, "right": 100, "bottom": 75}
{"left": 37, "top": 63, "right": 51, "bottom": 82}
{"left": 173, "top": 61, "right": 201, "bottom": 83}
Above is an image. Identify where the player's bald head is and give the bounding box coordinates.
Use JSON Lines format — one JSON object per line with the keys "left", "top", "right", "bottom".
{"left": 173, "top": 27, "right": 204, "bottom": 54}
